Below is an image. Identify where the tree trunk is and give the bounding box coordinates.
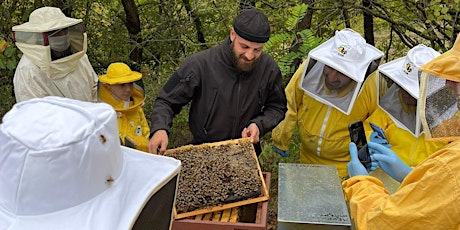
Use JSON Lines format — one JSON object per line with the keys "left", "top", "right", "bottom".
{"left": 121, "top": 0, "right": 142, "bottom": 70}
{"left": 299, "top": 1, "right": 314, "bottom": 30}
{"left": 182, "top": 0, "right": 208, "bottom": 49}
{"left": 341, "top": 0, "right": 351, "bottom": 28}
{"left": 288, "top": 0, "right": 315, "bottom": 78}
{"left": 362, "top": 0, "right": 375, "bottom": 45}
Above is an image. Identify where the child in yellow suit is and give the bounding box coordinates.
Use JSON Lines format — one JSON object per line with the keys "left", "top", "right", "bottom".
{"left": 98, "top": 62, "right": 150, "bottom": 152}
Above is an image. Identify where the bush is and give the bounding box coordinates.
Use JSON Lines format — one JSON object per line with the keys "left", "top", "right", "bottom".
{"left": 0, "top": 41, "right": 19, "bottom": 119}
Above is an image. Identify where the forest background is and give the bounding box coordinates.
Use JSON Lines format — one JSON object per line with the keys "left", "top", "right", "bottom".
{"left": 1, "top": 0, "right": 459, "bottom": 228}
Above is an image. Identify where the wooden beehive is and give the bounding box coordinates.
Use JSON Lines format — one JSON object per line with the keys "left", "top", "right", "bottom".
{"left": 165, "top": 138, "right": 269, "bottom": 219}
{"left": 172, "top": 172, "right": 271, "bottom": 230}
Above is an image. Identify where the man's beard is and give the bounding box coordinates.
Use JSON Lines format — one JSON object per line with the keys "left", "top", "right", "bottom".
{"left": 230, "top": 42, "right": 259, "bottom": 72}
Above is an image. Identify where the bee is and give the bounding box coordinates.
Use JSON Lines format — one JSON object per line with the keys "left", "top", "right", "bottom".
{"left": 106, "top": 176, "right": 114, "bottom": 184}
{"left": 405, "top": 63, "right": 412, "bottom": 73}
{"left": 100, "top": 134, "right": 107, "bottom": 143}
{"left": 338, "top": 46, "right": 347, "bottom": 56}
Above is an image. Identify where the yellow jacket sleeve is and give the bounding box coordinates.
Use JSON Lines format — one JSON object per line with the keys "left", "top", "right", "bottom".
{"left": 139, "top": 106, "right": 150, "bottom": 140}
{"left": 343, "top": 141, "right": 460, "bottom": 229}
{"left": 271, "top": 60, "right": 307, "bottom": 151}
{"left": 364, "top": 108, "right": 447, "bottom": 167}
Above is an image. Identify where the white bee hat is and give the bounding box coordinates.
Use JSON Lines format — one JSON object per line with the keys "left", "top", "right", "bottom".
{"left": 378, "top": 44, "right": 440, "bottom": 136}
{"left": 300, "top": 28, "right": 383, "bottom": 114}
{"left": 379, "top": 44, "right": 440, "bottom": 99}
{"left": 0, "top": 96, "right": 181, "bottom": 229}
{"left": 12, "top": 7, "right": 82, "bottom": 33}
{"left": 309, "top": 28, "right": 383, "bottom": 83}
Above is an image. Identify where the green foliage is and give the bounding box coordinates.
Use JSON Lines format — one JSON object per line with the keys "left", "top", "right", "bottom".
{"left": 264, "top": 33, "right": 294, "bottom": 59}
{"left": 285, "top": 4, "right": 308, "bottom": 30}
{"left": 264, "top": 4, "right": 324, "bottom": 78}
{"left": 266, "top": 29, "right": 323, "bottom": 77}
{"left": 0, "top": 41, "right": 19, "bottom": 118}
{"left": 0, "top": 46, "right": 19, "bottom": 71}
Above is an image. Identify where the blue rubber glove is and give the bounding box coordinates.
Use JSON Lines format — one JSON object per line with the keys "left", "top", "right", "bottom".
{"left": 368, "top": 142, "right": 411, "bottom": 182}
{"left": 347, "top": 142, "right": 369, "bottom": 177}
{"left": 272, "top": 145, "right": 289, "bottom": 157}
{"left": 369, "top": 131, "right": 391, "bottom": 148}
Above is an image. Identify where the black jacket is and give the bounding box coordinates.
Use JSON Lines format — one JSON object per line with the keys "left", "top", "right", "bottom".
{"left": 150, "top": 37, "right": 287, "bottom": 146}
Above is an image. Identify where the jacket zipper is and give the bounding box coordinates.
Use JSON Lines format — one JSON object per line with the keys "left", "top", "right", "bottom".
{"left": 317, "top": 106, "right": 332, "bottom": 156}
{"left": 234, "top": 73, "right": 242, "bottom": 137}
{"left": 202, "top": 89, "right": 218, "bottom": 135}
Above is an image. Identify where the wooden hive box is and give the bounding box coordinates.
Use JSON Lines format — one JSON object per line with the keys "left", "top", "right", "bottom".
{"left": 164, "top": 138, "right": 269, "bottom": 219}
{"left": 172, "top": 172, "right": 271, "bottom": 230}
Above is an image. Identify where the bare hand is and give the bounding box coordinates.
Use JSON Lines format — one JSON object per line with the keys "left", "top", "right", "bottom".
{"left": 148, "top": 130, "right": 168, "bottom": 155}
{"left": 241, "top": 123, "right": 260, "bottom": 144}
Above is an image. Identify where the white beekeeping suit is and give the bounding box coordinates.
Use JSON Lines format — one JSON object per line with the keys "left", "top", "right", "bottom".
{"left": 12, "top": 6, "right": 98, "bottom": 103}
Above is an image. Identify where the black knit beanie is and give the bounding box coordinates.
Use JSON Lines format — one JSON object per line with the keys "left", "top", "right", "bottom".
{"left": 232, "top": 8, "right": 270, "bottom": 43}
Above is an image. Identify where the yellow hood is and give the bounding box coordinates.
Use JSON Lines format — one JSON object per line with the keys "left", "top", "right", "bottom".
{"left": 420, "top": 34, "right": 460, "bottom": 82}
{"left": 98, "top": 84, "right": 146, "bottom": 112}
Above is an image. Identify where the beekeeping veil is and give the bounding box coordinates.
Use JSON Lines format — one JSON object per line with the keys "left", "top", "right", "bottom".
{"left": 12, "top": 7, "right": 87, "bottom": 79}
{"left": 0, "top": 96, "right": 181, "bottom": 230}
{"left": 419, "top": 34, "right": 460, "bottom": 142}
{"left": 300, "top": 28, "right": 383, "bottom": 115}
{"left": 378, "top": 44, "right": 440, "bottom": 137}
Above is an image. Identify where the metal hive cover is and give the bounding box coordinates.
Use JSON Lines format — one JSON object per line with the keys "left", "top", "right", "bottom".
{"left": 278, "top": 163, "right": 351, "bottom": 226}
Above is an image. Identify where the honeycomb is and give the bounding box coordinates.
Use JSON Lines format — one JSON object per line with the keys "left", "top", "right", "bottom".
{"left": 166, "top": 139, "right": 262, "bottom": 214}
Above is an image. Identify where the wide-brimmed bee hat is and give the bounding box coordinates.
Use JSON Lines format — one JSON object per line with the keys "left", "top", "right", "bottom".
{"left": 378, "top": 44, "right": 439, "bottom": 137}
{"left": 0, "top": 96, "right": 181, "bottom": 229}
{"left": 99, "top": 62, "right": 143, "bottom": 85}
{"left": 300, "top": 28, "right": 383, "bottom": 114}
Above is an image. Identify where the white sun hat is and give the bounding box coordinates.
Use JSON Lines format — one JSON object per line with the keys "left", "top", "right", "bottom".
{"left": 12, "top": 7, "right": 82, "bottom": 32}
{"left": 0, "top": 96, "right": 181, "bottom": 229}
{"left": 300, "top": 28, "right": 383, "bottom": 115}
{"left": 378, "top": 44, "right": 440, "bottom": 136}
{"left": 12, "top": 7, "right": 88, "bottom": 79}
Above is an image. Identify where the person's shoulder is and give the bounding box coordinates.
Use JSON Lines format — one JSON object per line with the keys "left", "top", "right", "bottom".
{"left": 364, "top": 70, "right": 379, "bottom": 82}
{"left": 15, "top": 56, "right": 40, "bottom": 72}
{"left": 181, "top": 47, "right": 214, "bottom": 64}
{"left": 361, "top": 71, "right": 378, "bottom": 89}
{"left": 417, "top": 141, "right": 460, "bottom": 182}
{"left": 76, "top": 54, "right": 92, "bottom": 66}
{"left": 17, "top": 55, "right": 32, "bottom": 65}
{"left": 180, "top": 43, "right": 224, "bottom": 70}
{"left": 423, "top": 140, "right": 460, "bottom": 161}
{"left": 78, "top": 54, "right": 92, "bottom": 63}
